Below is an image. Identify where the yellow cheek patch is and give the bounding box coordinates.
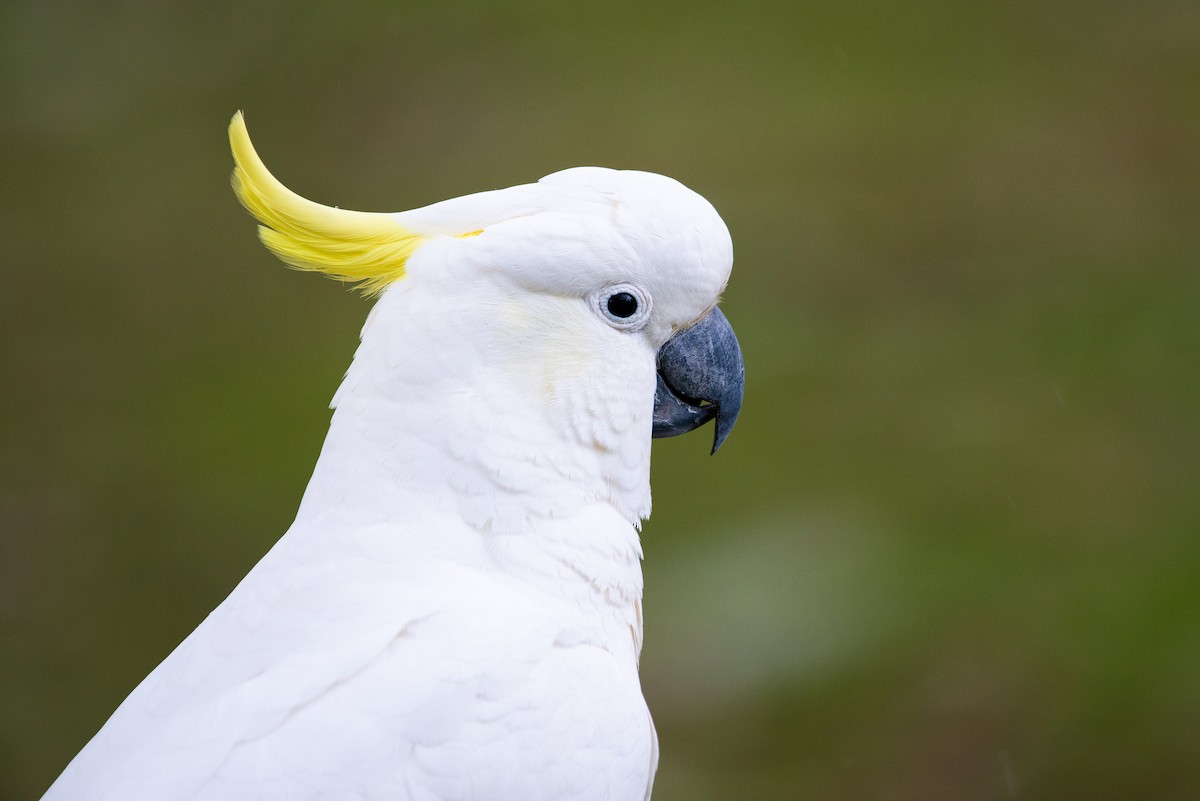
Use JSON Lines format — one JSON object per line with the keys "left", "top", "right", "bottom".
{"left": 229, "top": 111, "right": 427, "bottom": 296}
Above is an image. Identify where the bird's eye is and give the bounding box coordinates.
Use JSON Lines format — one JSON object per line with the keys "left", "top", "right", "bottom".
{"left": 607, "top": 292, "right": 638, "bottom": 318}
{"left": 595, "top": 283, "right": 651, "bottom": 330}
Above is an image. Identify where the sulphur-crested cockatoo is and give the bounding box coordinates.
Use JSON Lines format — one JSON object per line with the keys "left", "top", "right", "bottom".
{"left": 42, "top": 112, "right": 743, "bottom": 801}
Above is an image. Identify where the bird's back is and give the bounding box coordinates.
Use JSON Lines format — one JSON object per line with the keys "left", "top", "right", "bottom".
{"left": 44, "top": 514, "right": 656, "bottom": 801}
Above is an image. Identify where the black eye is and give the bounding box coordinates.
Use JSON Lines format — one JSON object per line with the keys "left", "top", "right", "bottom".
{"left": 606, "top": 292, "right": 638, "bottom": 318}
{"left": 594, "top": 283, "right": 651, "bottom": 330}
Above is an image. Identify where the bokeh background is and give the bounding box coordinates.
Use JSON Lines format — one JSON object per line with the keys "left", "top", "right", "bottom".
{"left": 2, "top": 1, "right": 1198, "bottom": 798}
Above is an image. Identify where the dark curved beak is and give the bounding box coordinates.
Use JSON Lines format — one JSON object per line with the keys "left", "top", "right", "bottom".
{"left": 652, "top": 306, "right": 744, "bottom": 454}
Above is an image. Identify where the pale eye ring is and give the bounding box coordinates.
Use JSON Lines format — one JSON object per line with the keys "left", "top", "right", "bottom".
{"left": 595, "top": 283, "right": 651, "bottom": 330}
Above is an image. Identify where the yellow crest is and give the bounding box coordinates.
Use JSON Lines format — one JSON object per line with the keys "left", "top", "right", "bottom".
{"left": 229, "top": 112, "right": 425, "bottom": 295}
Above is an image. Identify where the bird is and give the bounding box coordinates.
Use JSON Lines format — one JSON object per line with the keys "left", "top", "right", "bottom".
{"left": 41, "top": 112, "right": 744, "bottom": 801}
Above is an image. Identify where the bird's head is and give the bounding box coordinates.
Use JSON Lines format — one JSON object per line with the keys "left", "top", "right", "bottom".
{"left": 230, "top": 113, "right": 743, "bottom": 523}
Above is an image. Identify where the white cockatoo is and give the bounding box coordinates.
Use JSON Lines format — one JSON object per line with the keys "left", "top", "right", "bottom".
{"left": 42, "top": 112, "right": 743, "bottom": 801}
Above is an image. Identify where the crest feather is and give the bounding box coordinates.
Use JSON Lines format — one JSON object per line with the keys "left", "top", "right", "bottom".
{"left": 229, "top": 112, "right": 425, "bottom": 295}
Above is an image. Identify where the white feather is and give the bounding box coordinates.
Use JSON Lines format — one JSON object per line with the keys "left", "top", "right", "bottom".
{"left": 43, "top": 166, "right": 732, "bottom": 801}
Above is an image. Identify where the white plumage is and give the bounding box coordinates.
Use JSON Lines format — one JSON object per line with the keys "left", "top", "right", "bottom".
{"left": 42, "top": 115, "right": 738, "bottom": 801}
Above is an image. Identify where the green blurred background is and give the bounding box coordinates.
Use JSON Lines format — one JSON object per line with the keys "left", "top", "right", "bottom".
{"left": 2, "top": 1, "right": 1198, "bottom": 798}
